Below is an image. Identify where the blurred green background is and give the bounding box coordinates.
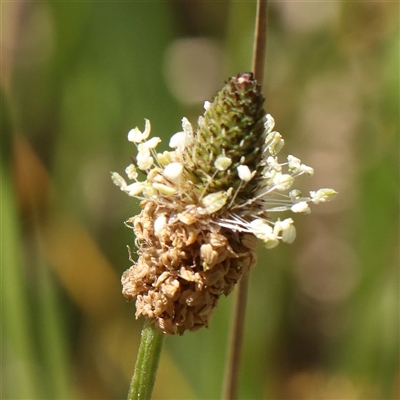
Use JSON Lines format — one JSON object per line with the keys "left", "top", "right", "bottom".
{"left": 2, "top": 1, "right": 399, "bottom": 399}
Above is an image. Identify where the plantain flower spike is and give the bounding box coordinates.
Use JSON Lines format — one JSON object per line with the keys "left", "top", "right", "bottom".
{"left": 112, "top": 73, "right": 337, "bottom": 335}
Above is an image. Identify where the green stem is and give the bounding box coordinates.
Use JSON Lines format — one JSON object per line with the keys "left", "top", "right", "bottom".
{"left": 128, "top": 323, "right": 165, "bottom": 400}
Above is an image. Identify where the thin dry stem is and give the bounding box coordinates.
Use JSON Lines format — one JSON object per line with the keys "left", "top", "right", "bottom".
{"left": 222, "top": 273, "right": 249, "bottom": 400}
{"left": 252, "top": 0, "right": 268, "bottom": 85}
{"left": 223, "top": 1, "right": 268, "bottom": 399}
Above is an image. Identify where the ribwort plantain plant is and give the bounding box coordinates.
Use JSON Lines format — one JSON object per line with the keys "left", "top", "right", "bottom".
{"left": 112, "top": 2, "right": 336, "bottom": 399}
{"left": 112, "top": 73, "right": 336, "bottom": 336}
{"left": 112, "top": 73, "right": 336, "bottom": 398}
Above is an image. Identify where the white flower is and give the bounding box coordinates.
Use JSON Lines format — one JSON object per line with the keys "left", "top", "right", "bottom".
{"left": 113, "top": 113, "right": 337, "bottom": 251}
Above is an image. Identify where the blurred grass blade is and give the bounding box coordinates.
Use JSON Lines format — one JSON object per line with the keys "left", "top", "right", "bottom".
{"left": 2, "top": 171, "right": 39, "bottom": 398}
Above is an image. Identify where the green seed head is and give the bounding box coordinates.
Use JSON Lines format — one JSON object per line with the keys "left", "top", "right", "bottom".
{"left": 185, "top": 72, "right": 266, "bottom": 196}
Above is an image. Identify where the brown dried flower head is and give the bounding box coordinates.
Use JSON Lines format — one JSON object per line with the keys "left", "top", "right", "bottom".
{"left": 112, "top": 73, "right": 336, "bottom": 335}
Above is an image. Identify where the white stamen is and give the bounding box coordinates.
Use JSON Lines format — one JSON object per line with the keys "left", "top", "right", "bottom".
{"left": 291, "top": 201, "right": 311, "bottom": 214}
{"left": 152, "top": 183, "right": 177, "bottom": 195}
{"left": 202, "top": 191, "right": 229, "bottom": 214}
{"left": 114, "top": 111, "right": 336, "bottom": 252}
{"left": 154, "top": 214, "right": 167, "bottom": 237}
{"left": 127, "top": 119, "right": 151, "bottom": 143}
{"left": 264, "top": 114, "right": 275, "bottom": 133}
{"left": 250, "top": 219, "right": 273, "bottom": 239}
{"left": 163, "top": 162, "right": 183, "bottom": 182}
{"left": 300, "top": 164, "right": 314, "bottom": 176}
{"left": 310, "top": 188, "right": 337, "bottom": 203}
{"left": 137, "top": 143, "right": 153, "bottom": 170}
{"left": 111, "top": 172, "right": 127, "bottom": 189}
{"left": 125, "top": 165, "right": 138, "bottom": 180}
{"left": 181, "top": 117, "right": 193, "bottom": 136}
{"left": 289, "top": 189, "right": 302, "bottom": 201}
{"left": 169, "top": 131, "right": 186, "bottom": 149}
{"left": 273, "top": 173, "right": 294, "bottom": 191}
{"left": 145, "top": 137, "right": 161, "bottom": 149}
{"left": 142, "top": 119, "right": 151, "bottom": 140}
{"left": 126, "top": 182, "right": 146, "bottom": 196}
{"left": 275, "top": 218, "right": 296, "bottom": 243}
{"left": 266, "top": 131, "right": 284, "bottom": 156}
{"left": 266, "top": 156, "right": 282, "bottom": 172}
{"left": 214, "top": 156, "right": 232, "bottom": 171}
{"left": 157, "top": 151, "right": 172, "bottom": 166}
{"left": 237, "top": 165, "right": 252, "bottom": 182}
{"left": 288, "top": 155, "right": 302, "bottom": 172}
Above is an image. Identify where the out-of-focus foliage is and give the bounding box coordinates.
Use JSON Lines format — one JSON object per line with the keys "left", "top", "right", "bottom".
{"left": 2, "top": 2, "right": 398, "bottom": 399}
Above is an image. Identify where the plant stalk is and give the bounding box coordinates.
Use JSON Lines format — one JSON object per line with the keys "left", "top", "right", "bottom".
{"left": 223, "top": 1, "right": 268, "bottom": 399}
{"left": 252, "top": 0, "right": 268, "bottom": 84}
{"left": 223, "top": 273, "right": 250, "bottom": 400}
{"left": 128, "top": 323, "right": 165, "bottom": 400}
